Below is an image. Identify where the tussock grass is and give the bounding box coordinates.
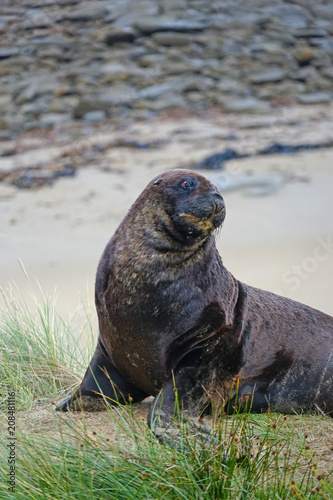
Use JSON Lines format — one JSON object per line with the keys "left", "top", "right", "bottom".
{"left": 0, "top": 283, "right": 92, "bottom": 410}
{"left": 0, "top": 286, "right": 332, "bottom": 499}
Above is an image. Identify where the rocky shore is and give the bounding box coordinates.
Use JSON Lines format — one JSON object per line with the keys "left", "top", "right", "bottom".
{"left": 1, "top": 0, "right": 333, "bottom": 142}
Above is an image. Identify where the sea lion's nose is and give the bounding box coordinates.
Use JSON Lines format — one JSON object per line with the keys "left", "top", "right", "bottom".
{"left": 213, "top": 193, "right": 225, "bottom": 214}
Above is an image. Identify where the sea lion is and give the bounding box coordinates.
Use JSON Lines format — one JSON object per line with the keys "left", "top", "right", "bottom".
{"left": 57, "top": 169, "right": 333, "bottom": 445}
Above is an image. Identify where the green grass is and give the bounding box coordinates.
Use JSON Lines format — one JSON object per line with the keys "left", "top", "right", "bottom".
{"left": 0, "top": 286, "right": 332, "bottom": 499}
{"left": 0, "top": 283, "right": 93, "bottom": 410}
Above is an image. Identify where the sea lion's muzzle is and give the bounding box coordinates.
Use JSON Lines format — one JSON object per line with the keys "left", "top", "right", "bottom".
{"left": 213, "top": 194, "right": 225, "bottom": 216}
{"left": 178, "top": 192, "right": 225, "bottom": 235}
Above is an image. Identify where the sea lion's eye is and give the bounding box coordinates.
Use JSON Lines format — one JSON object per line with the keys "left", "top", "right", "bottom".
{"left": 180, "top": 179, "right": 193, "bottom": 190}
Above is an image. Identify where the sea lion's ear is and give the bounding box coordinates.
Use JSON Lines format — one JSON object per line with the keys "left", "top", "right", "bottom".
{"left": 153, "top": 178, "right": 162, "bottom": 186}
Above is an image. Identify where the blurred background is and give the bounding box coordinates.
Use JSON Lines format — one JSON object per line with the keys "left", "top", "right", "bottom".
{"left": 0, "top": 0, "right": 333, "bottom": 328}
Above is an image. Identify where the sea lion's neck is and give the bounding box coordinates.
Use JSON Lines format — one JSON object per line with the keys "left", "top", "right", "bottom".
{"left": 113, "top": 222, "right": 238, "bottom": 321}
{"left": 110, "top": 207, "right": 240, "bottom": 326}
{"left": 118, "top": 223, "right": 217, "bottom": 269}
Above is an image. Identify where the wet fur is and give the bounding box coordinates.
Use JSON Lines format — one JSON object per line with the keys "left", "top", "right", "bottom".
{"left": 57, "top": 169, "right": 333, "bottom": 447}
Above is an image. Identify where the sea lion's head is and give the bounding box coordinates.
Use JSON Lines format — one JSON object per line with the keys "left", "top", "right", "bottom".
{"left": 147, "top": 169, "right": 225, "bottom": 246}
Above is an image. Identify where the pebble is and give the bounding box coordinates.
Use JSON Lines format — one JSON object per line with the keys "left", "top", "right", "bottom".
{"left": 0, "top": 0, "right": 332, "bottom": 139}
{"left": 250, "top": 69, "right": 287, "bottom": 84}
{"left": 297, "top": 92, "right": 332, "bottom": 104}
{"left": 82, "top": 110, "right": 107, "bottom": 122}
{"left": 134, "top": 18, "right": 206, "bottom": 35}
{"left": 104, "top": 27, "right": 137, "bottom": 45}
{"left": 59, "top": 2, "right": 108, "bottom": 22}
{"left": 224, "top": 97, "right": 271, "bottom": 114}
{"left": 292, "top": 28, "right": 328, "bottom": 39}
{"left": 0, "top": 48, "right": 19, "bottom": 59}
{"left": 73, "top": 98, "right": 109, "bottom": 119}
{"left": 151, "top": 32, "right": 194, "bottom": 46}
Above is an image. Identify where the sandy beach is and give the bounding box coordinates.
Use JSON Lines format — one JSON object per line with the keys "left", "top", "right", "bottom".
{"left": 1, "top": 112, "right": 333, "bottom": 335}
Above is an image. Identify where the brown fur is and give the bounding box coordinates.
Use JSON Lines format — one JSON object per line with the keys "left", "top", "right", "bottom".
{"left": 57, "top": 169, "right": 333, "bottom": 448}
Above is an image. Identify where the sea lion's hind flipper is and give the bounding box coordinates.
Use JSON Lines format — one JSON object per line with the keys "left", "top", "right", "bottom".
{"left": 56, "top": 340, "right": 149, "bottom": 411}
{"left": 226, "top": 382, "right": 269, "bottom": 414}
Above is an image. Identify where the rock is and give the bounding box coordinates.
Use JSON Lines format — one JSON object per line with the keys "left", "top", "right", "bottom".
{"left": 256, "top": 81, "right": 305, "bottom": 99}
{"left": 0, "top": 16, "right": 17, "bottom": 30}
{"left": 250, "top": 68, "right": 286, "bottom": 84}
{"left": 100, "top": 63, "right": 146, "bottom": 80}
{"left": 135, "top": 93, "right": 186, "bottom": 111}
{"left": 14, "top": 77, "right": 60, "bottom": 105}
{"left": 125, "top": 46, "right": 149, "bottom": 62}
{"left": 112, "top": 1, "right": 160, "bottom": 27}
{"left": 49, "top": 96, "right": 79, "bottom": 113}
{"left": 261, "top": 5, "right": 312, "bottom": 30}
{"left": 104, "top": 27, "right": 137, "bottom": 45}
{"left": 267, "top": 32, "right": 297, "bottom": 47}
{"left": 201, "top": 59, "right": 226, "bottom": 79}
{"left": 0, "top": 131, "right": 12, "bottom": 141}
{"left": 15, "top": 82, "right": 40, "bottom": 105}
{"left": 23, "top": 35, "right": 70, "bottom": 50}
{"left": 12, "top": 167, "right": 76, "bottom": 189}
{"left": 37, "top": 113, "right": 71, "bottom": 127}
{"left": 137, "top": 82, "right": 178, "bottom": 99}
{"left": 97, "top": 86, "right": 138, "bottom": 106}
{"left": 306, "top": 75, "right": 332, "bottom": 92}
{"left": 161, "top": 60, "right": 191, "bottom": 75}
{"left": 298, "top": 92, "right": 332, "bottom": 104}
{"left": 223, "top": 97, "right": 271, "bottom": 114}
{"left": 310, "top": 39, "right": 333, "bottom": 55}
{"left": 57, "top": 0, "right": 81, "bottom": 5}
{"left": 197, "top": 149, "right": 246, "bottom": 170}
{"left": 322, "top": 67, "right": 333, "bottom": 80}
{"left": 250, "top": 41, "right": 284, "bottom": 55}
{"left": 151, "top": 32, "right": 194, "bottom": 46}
{"left": 162, "top": 0, "right": 187, "bottom": 11}
{"left": 59, "top": 2, "right": 108, "bottom": 22}
{"left": 138, "top": 54, "right": 165, "bottom": 67}
{"left": 294, "top": 47, "right": 316, "bottom": 65}
{"left": 312, "top": 5, "right": 333, "bottom": 21}
{"left": 183, "top": 76, "right": 215, "bottom": 92}
{"left": 134, "top": 17, "right": 206, "bottom": 35}
{"left": 0, "top": 95, "right": 13, "bottom": 115}
{"left": 216, "top": 78, "right": 251, "bottom": 96}
{"left": 20, "top": 10, "right": 54, "bottom": 29}
{"left": 73, "top": 98, "right": 109, "bottom": 119}
{"left": 292, "top": 28, "right": 328, "bottom": 39}
{"left": 186, "top": 91, "right": 204, "bottom": 103}
{"left": 0, "top": 48, "right": 19, "bottom": 59}
{"left": 36, "top": 46, "right": 65, "bottom": 60}
{"left": 0, "top": 117, "right": 9, "bottom": 131}
{"left": 258, "top": 142, "right": 332, "bottom": 155}
{"left": 82, "top": 110, "right": 106, "bottom": 122}
{"left": 20, "top": 99, "right": 50, "bottom": 117}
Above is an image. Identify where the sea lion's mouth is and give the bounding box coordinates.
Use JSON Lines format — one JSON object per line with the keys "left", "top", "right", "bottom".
{"left": 178, "top": 210, "right": 224, "bottom": 234}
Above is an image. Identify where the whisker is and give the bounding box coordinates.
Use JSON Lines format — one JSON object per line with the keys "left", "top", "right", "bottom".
{"left": 214, "top": 226, "right": 222, "bottom": 241}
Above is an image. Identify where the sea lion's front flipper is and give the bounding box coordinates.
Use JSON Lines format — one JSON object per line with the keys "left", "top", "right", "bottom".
{"left": 56, "top": 339, "right": 149, "bottom": 411}
{"left": 147, "top": 361, "right": 222, "bottom": 452}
